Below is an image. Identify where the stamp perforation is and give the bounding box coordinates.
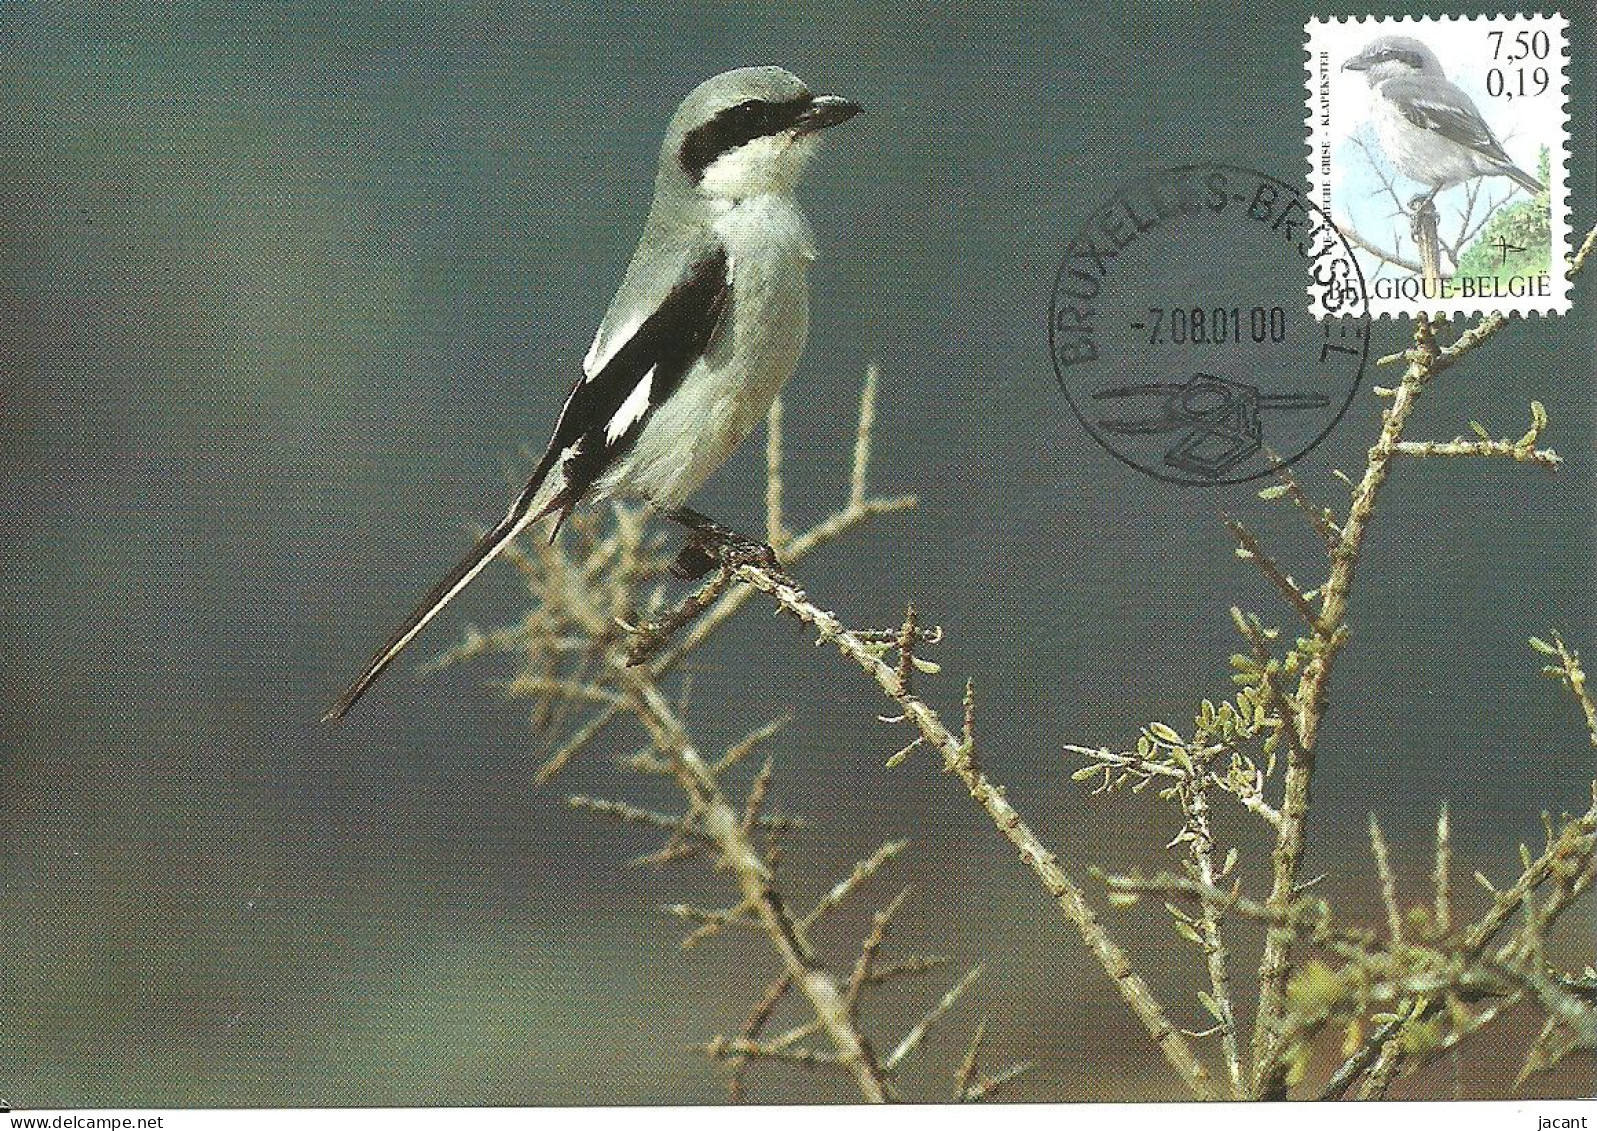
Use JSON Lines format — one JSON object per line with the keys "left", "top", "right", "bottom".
{"left": 1304, "top": 12, "right": 1570, "bottom": 319}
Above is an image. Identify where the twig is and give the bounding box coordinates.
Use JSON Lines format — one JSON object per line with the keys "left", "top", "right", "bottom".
{"left": 885, "top": 965, "right": 983, "bottom": 1073}
{"left": 1264, "top": 455, "right": 1342, "bottom": 548}
{"left": 1434, "top": 804, "right": 1452, "bottom": 937}
{"left": 535, "top": 702, "right": 624, "bottom": 784}
{"left": 1541, "top": 632, "right": 1597, "bottom": 748}
{"left": 865, "top": 955, "right": 950, "bottom": 984}
{"left": 800, "top": 841, "right": 910, "bottom": 931}
{"left": 727, "top": 972, "right": 790, "bottom": 1102}
{"left": 1335, "top": 217, "right": 1426, "bottom": 275}
{"left": 732, "top": 564, "right": 1218, "bottom": 1099}
{"left": 624, "top": 569, "right": 733, "bottom": 666}
{"left": 741, "top": 756, "right": 776, "bottom": 832}
{"left": 672, "top": 900, "right": 758, "bottom": 948}
{"left": 1392, "top": 438, "right": 1561, "bottom": 466}
{"left": 1253, "top": 315, "right": 1443, "bottom": 1087}
{"left": 1223, "top": 514, "right": 1318, "bottom": 627}
{"left": 625, "top": 673, "right": 892, "bottom": 1101}
{"left": 851, "top": 364, "right": 878, "bottom": 511}
{"left": 1183, "top": 758, "right": 1245, "bottom": 1098}
{"left": 1369, "top": 814, "right": 1403, "bottom": 945}
{"left": 706, "top": 1036, "right": 841, "bottom": 1068}
{"left": 1356, "top": 999, "right": 1424, "bottom": 1100}
{"left": 962, "top": 1059, "right": 1035, "bottom": 1101}
{"left": 845, "top": 886, "right": 912, "bottom": 1014}
{"left": 716, "top": 715, "right": 792, "bottom": 774}
{"left": 954, "top": 1018, "right": 986, "bottom": 1100}
{"left": 1318, "top": 1008, "right": 1409, "bottom": 1101}
{"left": 569, "top": 794, "right": 695, "bottom": 837}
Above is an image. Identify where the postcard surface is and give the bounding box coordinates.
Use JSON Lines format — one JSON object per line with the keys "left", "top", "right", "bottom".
{"left": 1, "top": 1, "right": 1591, "bottom": 1114}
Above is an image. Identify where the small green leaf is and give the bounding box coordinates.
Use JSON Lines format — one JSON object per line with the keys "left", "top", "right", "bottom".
{"left": 1284, "top": 1043, "right": 1310, "bottom": 1088}
{"left": 1148, "top": 722, "right": 1183, "bottom": 745}
{"left": 1256, "top": 484, "right": 1289, "bottom": 500}
{"left": 1528, "top": 636, "right": 1559, "bottom": 656}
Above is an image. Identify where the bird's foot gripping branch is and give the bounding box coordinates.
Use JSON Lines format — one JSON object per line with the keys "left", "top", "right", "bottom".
{"left": 429, "top": 369, "right": 1022, "bottom": 1104}
{"left": 323, "top": 67, "right": 863, "bottom": 722}
{"left": 444, "top": 220, "right": 1595, "bottom": 1103}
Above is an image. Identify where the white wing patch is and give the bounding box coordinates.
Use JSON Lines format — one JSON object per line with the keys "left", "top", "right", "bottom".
{"left": 605, "top": 365, "right": 655, "bottom": 445}
{"left": 584, "top": 316, "right": 641, "bottom": 381}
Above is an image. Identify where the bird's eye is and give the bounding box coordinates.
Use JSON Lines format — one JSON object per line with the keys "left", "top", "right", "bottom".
{"left": 678, "top": 95, "right": 811, "bottom": 183}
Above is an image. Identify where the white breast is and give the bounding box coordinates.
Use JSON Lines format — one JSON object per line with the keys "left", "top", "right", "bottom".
{"left": 1372, "top": 84, "right": 1478, "bottom": 190}
{"left": 597, "top": 194, "right": 816, "bottom": 509}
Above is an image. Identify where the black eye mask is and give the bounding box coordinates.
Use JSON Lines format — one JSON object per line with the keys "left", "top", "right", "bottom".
{"left": 679, "top": 95, "right": 814, "bottom": 183}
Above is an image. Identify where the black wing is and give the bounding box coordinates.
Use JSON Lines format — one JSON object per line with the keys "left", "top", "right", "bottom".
{"left": 529, "top": 245, "right": 733, "bottom": 526}
{"left": 1384, "top": 76, "right": 1514, "bottom": 166}
{"left": 322, "top": 245, "right": 732, "bottom": 722}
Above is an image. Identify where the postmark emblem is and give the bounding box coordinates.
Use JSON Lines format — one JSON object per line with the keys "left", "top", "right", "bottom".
{"left": 1049, "top": 165, "right": 1370, "bottom": 486}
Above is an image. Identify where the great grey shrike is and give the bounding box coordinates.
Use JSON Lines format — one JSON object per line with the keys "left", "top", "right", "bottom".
{"left": 325, "top": 67, "right": 861, "bottom": 720}
{"left": 1342, "top": 36, "right": 1543, "bottom": 204}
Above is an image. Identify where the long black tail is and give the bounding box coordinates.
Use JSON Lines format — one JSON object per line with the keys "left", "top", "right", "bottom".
{"left": 1504, "top": 163, "right": 1544, "bottom": 196}
{"left": 322, "top": 470, "right": 564, "bottom": 722}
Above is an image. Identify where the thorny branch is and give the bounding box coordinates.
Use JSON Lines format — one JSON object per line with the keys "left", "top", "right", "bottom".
{"left": 1249, "top": 225, "right": 1596, "bottom": 1093}
{"left": 727, "top": 566, "right": 1220, "bottom": 1099}
{"left": 444, "top": 366, "right": 1023, "bottom": 1102}
{"left": 623, "top": 672, "right": 892, "bottom": 1101}
{"left": 1052, "top": 221, "right": 1596, "bottom": 1099}
{"left": 445, "top": 219, "right": 1596, "bottom": 1101}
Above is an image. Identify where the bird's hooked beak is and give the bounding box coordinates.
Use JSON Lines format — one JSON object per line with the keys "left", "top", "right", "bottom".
{"left": 1341, "top": 52, "right": 1370, "bottom": 72}
{"left": 795, "top": 94, "right": 864, "bottom": 134}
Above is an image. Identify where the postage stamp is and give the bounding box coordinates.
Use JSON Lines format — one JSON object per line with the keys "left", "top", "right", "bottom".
{"left": 1306, "top": 13, "right": 1570, "bottom": 317}
{"left": 1050, "top": 165, "right": 1369, "bottom": 485}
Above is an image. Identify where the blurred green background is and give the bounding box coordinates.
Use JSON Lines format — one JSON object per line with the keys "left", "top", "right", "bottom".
{"left": 1, "top": 0, "right": 1592, "bottom": 1106}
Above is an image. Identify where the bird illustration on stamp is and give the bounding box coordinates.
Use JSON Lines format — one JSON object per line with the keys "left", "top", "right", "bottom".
{"left": 1341, "top": 35, "right": 1543, "bottom": 210}
{"left": 1306, "top": 14, "right": 1570, "bottom": 316}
